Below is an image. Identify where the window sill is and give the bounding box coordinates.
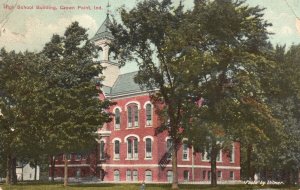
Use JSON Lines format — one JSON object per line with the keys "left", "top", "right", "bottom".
{"left": 113, "top": 158, "right": 120, "bottom": 161}
{"left": 125, "top": 158, "right": 139, "bottom": 160}
{"left": 145, "top": 125, "right": 152, "bottom": 128}
{"left": 182, "top": 159, "right": 190, "bottom": 161}
{"left": 144, "top": 158, "right": 152, "bottom": 160}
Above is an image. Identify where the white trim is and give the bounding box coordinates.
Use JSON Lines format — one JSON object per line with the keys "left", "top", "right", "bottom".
{"left": 112, "top": 137, "right": 122, "bottom": 143}
{"left": 125, "top": 101, "right": 141, "bottom": 110}
{"left": 165, "top": 136, "right": 172, "bottom": 141}
{"left": 106, "top": 90, "right": 157, "bottom": 99}
{"left": 99, "top": 139, "right": 106, "bottom": 143}
{"left": 51, "top": 164, "right": 90, "bottom": 167}
{"left": 113, "top": 106, "right": 122, "bottom": 112}
{"left": 143, "top": 136, "right": 154, "bottom": 142}
{"left": 143, "top": 101, "right": 153, "bottom": 109}
{"left": 97, "top": 131, "right": 111, "bottom": 137}
{"left": 124, "top": 134, "right": 140, "bottom": 142}
{"left": 98, "top": 163, "right": 241, "bottom": 170}
{"left": 230, "top": 143, "right": 235, "bottom": 163}
{"left": 182, "top": 138, "right": 188, "bottom": 142}
{"left": 144, "top": 102, "right": 153, "bottom": 127}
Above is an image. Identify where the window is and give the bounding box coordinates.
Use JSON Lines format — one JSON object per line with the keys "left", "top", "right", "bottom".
{"left": 114, "top": 170, "right": 120, "bottom": 182}
{"left": 114, "top": 140, "right": 120, "bottom": 159}
{"left": 217, "top": 149, "right": 222, "bottom": 162}
{"left": 167, "top": 139, "right": 173, "bottom": 160}
{"left": 76, "top": 169, "right": 81, "bottom": 178}
{"left": 127, "top": 104, "right": 139, "bottom": 128}
{"left": 202, "top": 148, "right": 210, "bottom": 161}
{"left": 217, "top": 171, "right": 222, "bottom": 180}
{"left": 208, "top": 171, "right": 211, "bottom": 181}
{"left": 182, "top": 142, "right": 189, "bottom": 160}
{"left": 145, "top": 138, "right": 152, "bottom": 158}
{"left": 127, "top": 137, "right": 138, "bottom": 159}
{"left": 146, "top": 103, "right": 152, "bottom": 126}
{"left": 183, "top": 170, "right": 189, "bottom": 182}
{"left": 229, "top": 171, "right": 234, "bottom": 180}
{"left": 66, "top": 154, "right": 72, "bottom": 160}
{"left": 229, "top": 144, "right": 235, "bottom": 163}
{"left": 100, "top": 141, "right": 105, "bottom": 160}
{"left": 145, "top": 170, "right": 152, "bottom": 182}
{"left": 126, "top": 170, "right": 131, "bottom": 181}
{"left": 167, "top": 171, "right": 173, "bottom": 183}
{"left": 115, "top": 108, "right": 120, "bottom": 129}
{"left": 202, "top": 170, "right": 206, "bottom": 180}
{"left": 76, "top": 154, "right": 82, "bottom": 160}
{"left": 133, "top": 170, "right": 138, "bottom": 181}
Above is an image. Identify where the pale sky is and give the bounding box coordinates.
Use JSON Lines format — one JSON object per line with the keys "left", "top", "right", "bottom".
{"left": 1, "top": 0, "right": 300, "bottom": 73}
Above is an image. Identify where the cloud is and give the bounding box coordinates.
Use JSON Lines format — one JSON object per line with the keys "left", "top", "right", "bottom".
{"left": 0, "top": 14, "right": 98, "bottom": 51}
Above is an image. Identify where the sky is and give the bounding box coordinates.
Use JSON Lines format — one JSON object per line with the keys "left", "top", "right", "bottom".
{"left": 1, "top": 0, "right": 300, "bottom": 73}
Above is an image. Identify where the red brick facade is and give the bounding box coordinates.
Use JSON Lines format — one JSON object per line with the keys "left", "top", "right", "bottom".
{"left": 52, "top": 93, "right": 241, "bottom": 183}
{"left": 51, "top": 15, "right": 240, "bottom": 183}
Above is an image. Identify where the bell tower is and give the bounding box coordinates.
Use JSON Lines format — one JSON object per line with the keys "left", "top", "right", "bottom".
{"left": 92, "top": 11, "right": 120, "bottom": 87}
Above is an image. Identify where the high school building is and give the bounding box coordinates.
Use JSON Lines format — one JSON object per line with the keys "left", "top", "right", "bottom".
{"left": 52, "top": 15, "right": 241, "bottom": 183}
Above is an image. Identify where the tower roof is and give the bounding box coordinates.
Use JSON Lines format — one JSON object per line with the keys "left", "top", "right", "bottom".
{"left": 92, "top": 14, "right": 114, "bottom": 41}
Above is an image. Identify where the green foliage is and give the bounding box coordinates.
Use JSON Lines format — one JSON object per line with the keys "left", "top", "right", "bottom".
{"left": 0, "top": 21, "right": 112, "bottom": 183}
{"left": 111, "top": 0, "right": 281, "bottom": 186}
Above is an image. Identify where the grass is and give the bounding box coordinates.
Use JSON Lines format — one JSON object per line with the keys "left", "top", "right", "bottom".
{"left": 0, "top": 183, "right": 299, "bottom": 190}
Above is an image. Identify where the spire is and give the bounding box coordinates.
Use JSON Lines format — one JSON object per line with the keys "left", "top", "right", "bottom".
{"left": 92, "top": 1, "right": 113, "bottom": 41}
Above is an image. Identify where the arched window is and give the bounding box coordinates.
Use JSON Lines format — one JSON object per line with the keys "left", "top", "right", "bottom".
{"left": 100, "top": 141, "right": 105, "bottom": 160}
{"left": 229, "top": 143, "right": 235, "bottom": 163}
{"left": 145, "top": 170, "right": 152, "bottom": 182}
{"left": 166, "top": 138, "right": 173, "bottom": 160}
{"left": 182, "top": 142, "right": 189, "bottom": 161}
{"left": 127, "top": 104, "right": 139, "bottom": 128}
{"left": 145, "top": 103, "right": 152, "bottom": 126}
{"left": 114, "top": 170, "right": 120, "bottom": 182}
{"left": 114, "top": 140, "right": 120, "bottom": 159}
{"left": 127, "top": 137, "right": 138, "bottom": 159}
{"left": 115, "top": 108, "right": 120, "bottom": 129}
{"left": 145, "top": 138, "right": 152, "bottom": 158}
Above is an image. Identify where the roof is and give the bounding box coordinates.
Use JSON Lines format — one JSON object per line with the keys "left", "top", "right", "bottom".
{"left": 92, "top": 14, "right": 114, "bottom": 41}
{"left": 103, "top": 71, "right": 146, "bottom": 97}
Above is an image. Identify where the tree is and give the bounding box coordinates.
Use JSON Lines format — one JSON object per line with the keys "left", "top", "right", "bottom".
{"left": 186, "top": 1, "right": 284, "bottom": 185}
{"left": 41, "top": 22, "right": 112, "bottom": 186}
{"left": 111, "top": 0, "right": 280, "bottom": 187}
{"left": 0, "top": 49, "right": 47, "bottom": 184}
{"left": 110, "top": 1, "right": 204, "bottom": 188}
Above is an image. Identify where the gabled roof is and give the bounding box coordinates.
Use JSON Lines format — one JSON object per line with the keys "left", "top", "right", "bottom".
{"left": 111, "top": 71, "right": 143, "bottom": 96}
{"left": 102, "top": 71, "right": 147, "bottom": 97}
{"left": 92, "top": 14, "right": 114, "bottom": 41}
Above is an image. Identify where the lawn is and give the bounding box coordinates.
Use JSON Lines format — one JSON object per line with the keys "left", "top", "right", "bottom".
{"left": 0, "top": 183, "right": 299, "bottom": 190}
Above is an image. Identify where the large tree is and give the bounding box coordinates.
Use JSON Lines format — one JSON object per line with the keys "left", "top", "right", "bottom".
{"left": 0, "top": 49, "right": 47, "bottom": 184}
{"left": 41, "top": 22, "right": 112, "bottom": 186}
{"left": 111, "top": 0, "right": 280, "bottom": 187}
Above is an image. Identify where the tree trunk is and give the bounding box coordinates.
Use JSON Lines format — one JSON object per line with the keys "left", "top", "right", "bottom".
{"left": 50, "top": 155, "right": 55, "bottom": 182}
{"left": 210, "top": 143, "right": 217, "bottom": 187}
{"left": 11, "top": 157, "right": 17, "bottom": 184}
{"left": 171, "top": 139, "right": 179, "bottom": 190}
{"left": 246, "top": 144, "right": 253, "bottom": 180}
{"left": 63, "top": 155, "right": 68, "bottom": 187}
{"left": 34, "top": 160, "right": 38, "bottom": 181}
{"left": 6, "top": 154, "right": 12, "bottom": 185}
